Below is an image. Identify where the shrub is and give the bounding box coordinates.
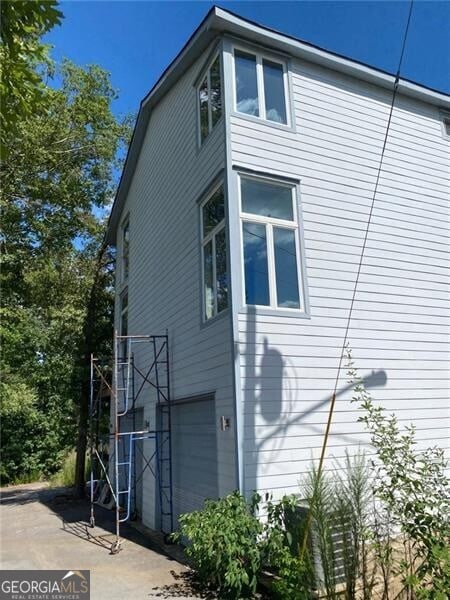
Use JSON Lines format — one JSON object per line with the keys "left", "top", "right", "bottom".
{"left": 347, "top": 348, "right": 450, "bottom": 598}
{"left": 262, "top": 494, "right": 313, "bottom": 599}
{"left": 0, "top": 380, "right": 46, "bottom": 484}
{"left": 172, "top": 491, "right": 263, "bottom": 598}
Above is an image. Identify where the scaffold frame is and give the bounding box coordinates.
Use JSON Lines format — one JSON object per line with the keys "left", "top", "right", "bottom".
{"left": 88, "top": 331, "right": 173, "bottom": 554}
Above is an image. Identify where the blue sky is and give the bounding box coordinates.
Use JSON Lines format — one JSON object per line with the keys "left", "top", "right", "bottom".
{"left": 45, "top": 0, "right": 450, "bottom": 121}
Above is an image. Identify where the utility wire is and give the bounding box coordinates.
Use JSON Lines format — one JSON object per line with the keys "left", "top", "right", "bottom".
{"left": 300, "top": 0, "right": 415, "bottom": 558}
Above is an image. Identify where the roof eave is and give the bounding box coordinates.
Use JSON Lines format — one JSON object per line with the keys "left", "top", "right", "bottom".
{"left": 106, "top": 7, "right": 221, "bottom": 244}
{"left": 106, "top": 6, "right": 450, "bottom": 244}
{"left": 214, "top": 7, "right": 450, "bottom": 107}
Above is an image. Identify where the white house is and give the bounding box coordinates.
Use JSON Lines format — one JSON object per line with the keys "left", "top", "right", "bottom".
{"left": 106, "top": 7, "right": 450, "bottom": 532}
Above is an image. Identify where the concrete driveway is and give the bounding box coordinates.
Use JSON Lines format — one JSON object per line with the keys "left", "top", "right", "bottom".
{"left": 0, "top": 483, "right": 204, "bottom": 599}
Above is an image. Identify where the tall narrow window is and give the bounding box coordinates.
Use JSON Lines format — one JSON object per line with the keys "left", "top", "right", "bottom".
{"left": 234, "top": 48, "right": 289, "bottom": 126}
{"left": 240, "top": 175, "right": 302, "bottom": 310}
{"left": 198, "top": 54, "right": 222, "bottom": 144}
{"left": 263, "top": 59, "right": 287, "bottom": 124}
{"left": 201, "top": 185, "right": 228, "bottom": 320}
{"left": 119, "top": 289, "right": 128, "bottom": 357}
{"left": 235, "top": 51, "right": 259, "bottom": 116}
{"left": 122, "top": 220, "right": 130, "bottom": 281}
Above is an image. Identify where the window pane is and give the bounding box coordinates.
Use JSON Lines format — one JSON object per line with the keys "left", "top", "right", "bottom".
{"left": 215, "top": 228, "right": 228, "bottom": 312}
{"left": 123, "top": 222, "right": 129, "bottom": 280}
{"left": 235, "top": 51, "right": 259, "bottom": 117}
{"left": 199, "top": 76, "right": 209, "bottom": 142}
{"left": 210, "top": 56, "right": 222, "bottom": 127}
{"left": 204, "top": 240, "right": 214, "bottom": 319}
{"left": 241, "top": 178, "right": 293, "bottom": 221}
{"left": 243, "top": 222, "right": 270, "bottom": 306}
{"left": 445, "top": 118, "right": 450, "bottom": 136}
{"left": 273, "top": 227, "right": 300, "bottom": 308}
{"left": 263, "top": 59, "right": 287, "bottom": 124}
{"left": 120, "top": 306, "right": 128, "bottom": 339}
{"left": 121, "top": 290, "right": 128, "bottom": 311}
{"left": 203, "top": 187, "right": 224, "bottom": 237}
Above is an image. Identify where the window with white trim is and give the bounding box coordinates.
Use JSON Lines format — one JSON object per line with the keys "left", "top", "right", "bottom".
{"left": 239, "top": 175, "right": 303, "bottom": 310}
{"left": 198, "top": 54, "right": 222, "bottom": 144}
{"left": 121, "top": 219, "right": 130, "bottom": 282}
{"left": 441, "top": 114, "right": 450, "bottom": 139}
{"left": 201, "top": 185, "right": 228, "bottom": 320}
{"left": 234, "top": 48, "right": 289, "bottom": 125}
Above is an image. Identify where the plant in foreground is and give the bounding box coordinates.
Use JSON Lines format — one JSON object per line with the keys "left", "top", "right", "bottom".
{"left": 172, "top": 491, "right": 263, "bottom": 598}
{"left": 347, "top": 347, "right": 450, "bottom": 598}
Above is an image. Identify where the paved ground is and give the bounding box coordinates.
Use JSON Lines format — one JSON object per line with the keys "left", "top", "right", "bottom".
{"left": 0, "top": 483, "right": 205, "bottom": 599}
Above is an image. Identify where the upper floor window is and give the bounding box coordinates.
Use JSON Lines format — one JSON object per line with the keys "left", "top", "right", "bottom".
{"left": 239, "top": 175, "right": 303, "bottom": 310}
{"left": 121, "top": 219, "right": 130, "bottom": 282}
{"left": 234, "top": 48, "right": 289, "bottom": 126}
{"left": 201, "top": 184, "right": 228, "bottom": 320}
{"left": 198, "top": 54, "right": 222, "bottom": 144}
{"left": 119, "top": 288, "right": 128, "bottom": 357}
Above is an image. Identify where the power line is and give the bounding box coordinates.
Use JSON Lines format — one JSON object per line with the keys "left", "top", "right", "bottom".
{"left": 300, "top": 0, "right": 415, "bottom": 558}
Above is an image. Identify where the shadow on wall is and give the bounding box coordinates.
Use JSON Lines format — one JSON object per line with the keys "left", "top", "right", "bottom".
{"left": 242, "top": 307, "right": 388, "bottom": 496}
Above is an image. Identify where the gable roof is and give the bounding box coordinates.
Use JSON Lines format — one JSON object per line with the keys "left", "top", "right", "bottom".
{"left": 106, "top": 5, "right": 450, "bottom": 243}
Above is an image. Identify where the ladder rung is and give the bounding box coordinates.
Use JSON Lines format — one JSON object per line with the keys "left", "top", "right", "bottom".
{"left": 117, "top": 462, "right": 131, "bottom": 466}
{"left": 118, "top": 490, "right": 129, "bottom": 494}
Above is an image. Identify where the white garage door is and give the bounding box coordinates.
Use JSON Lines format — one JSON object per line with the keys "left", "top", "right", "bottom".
{"left": 171, "top": 396, "right": 218, "bottom": 525}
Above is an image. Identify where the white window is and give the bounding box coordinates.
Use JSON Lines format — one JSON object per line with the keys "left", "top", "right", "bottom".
{"left": 201, "top": 185, "right": 228, "bottom": 320}
{"left": 198, "top": 54, "right": 222, "bottom": 144}
{"left": 233, "top": 48, "right": 289, "bottom": 126}
{"left": 441, "top": 113, "right": 450, "bottom": 140}
{"left": 239, "top": 174, "right": 304, "bottom": 310}
{"left": 121, "top": 219, "right": 130, "bottom": 282}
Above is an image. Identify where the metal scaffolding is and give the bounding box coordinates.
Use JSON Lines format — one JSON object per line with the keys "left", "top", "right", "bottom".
{"left": 88, "top": 332, "right": 173, "bottom": 554}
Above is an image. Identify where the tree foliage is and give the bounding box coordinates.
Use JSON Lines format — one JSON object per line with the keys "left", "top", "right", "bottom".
{"left": 1, "top": 17, "right": 131, "bottom": 482}
{"left": 0, "top": 0, "right": 63, "bottom": 156}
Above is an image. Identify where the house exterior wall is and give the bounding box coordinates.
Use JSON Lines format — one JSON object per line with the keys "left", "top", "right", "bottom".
{"left": 222, "top": 38, "right": 450, "bottom": 499}
{"left": 112, "top": 25, "right": 449, "bottom": 526}
{"left": 113, "top": 42, "right": 237, "bottom": 529}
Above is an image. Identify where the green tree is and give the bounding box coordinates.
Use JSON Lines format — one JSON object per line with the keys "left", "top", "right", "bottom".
{"left": 1, "top": 59, "right": 131, "bottom": 483}
{"left": 0, "top": 0, "right": 63, "bottom": 157}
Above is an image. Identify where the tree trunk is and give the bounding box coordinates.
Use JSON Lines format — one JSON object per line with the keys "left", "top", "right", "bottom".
{"left": 74, "top": 246, "right": 107, "bottom": 498}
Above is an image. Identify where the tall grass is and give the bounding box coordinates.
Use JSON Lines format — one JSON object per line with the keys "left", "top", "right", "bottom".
{"left": 300, "top": 449, "right": 374, "bottom": 600}
{"left": 50, "top": 449, "right": 90, "bottom": 487}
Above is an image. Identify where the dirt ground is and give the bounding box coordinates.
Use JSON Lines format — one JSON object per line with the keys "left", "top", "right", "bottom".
{"left": 0, "top": 482, "right": 207, "bottom": 599}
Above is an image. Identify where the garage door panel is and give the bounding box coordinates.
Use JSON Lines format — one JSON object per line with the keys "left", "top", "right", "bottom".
{"left": 171, "top": 398, "right": 218, "bottom": 526}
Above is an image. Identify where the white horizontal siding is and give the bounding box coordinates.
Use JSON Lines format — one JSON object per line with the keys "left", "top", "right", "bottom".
{"left": 229, "top": 48, "right": 450, "bottom": 498}
{"left": 114, "top": 46, "right": 236, "bottom": 528}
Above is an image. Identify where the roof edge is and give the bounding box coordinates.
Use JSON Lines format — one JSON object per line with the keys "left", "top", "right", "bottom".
{"left": 106, "top": 6, "right": 450, "bottom": 243}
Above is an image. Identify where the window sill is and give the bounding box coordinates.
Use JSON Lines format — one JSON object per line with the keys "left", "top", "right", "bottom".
{"left": 231, "top": 110, "right": 296, "bottom": 133}
{"left": 239, "top": 305, "right": 310, "bottom": 320}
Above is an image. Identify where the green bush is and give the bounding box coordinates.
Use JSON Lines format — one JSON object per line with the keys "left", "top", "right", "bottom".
{"left": 348, "top": 348, "right": 450, "bottom": 599}
{"left": 262, "top": 494, "right": 313, "bottom": 599}
{"left": 173, "top": 491, "right": 263, "bottom": 598}
{"left": 0, "top": 380, "right": 46, "bottom": 484}
{"left": 174, "top": 490, "right": 316, "bottom": 599}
